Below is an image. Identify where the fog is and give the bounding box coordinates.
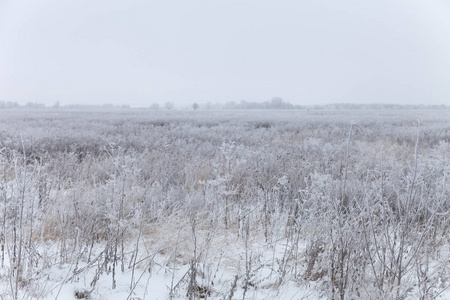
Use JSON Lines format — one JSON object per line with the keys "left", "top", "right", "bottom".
{"left": 1, "top": 0, "right": 449, "bottom": 107}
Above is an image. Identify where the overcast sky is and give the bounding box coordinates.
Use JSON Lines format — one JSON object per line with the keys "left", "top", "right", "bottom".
{"left": 1, "top": 0, "right": 449, "bottom": 107}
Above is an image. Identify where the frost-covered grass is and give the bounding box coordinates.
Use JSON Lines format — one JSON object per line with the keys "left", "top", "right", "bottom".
{"left": 0, "top": 109, "right": 449, "bottom": 299}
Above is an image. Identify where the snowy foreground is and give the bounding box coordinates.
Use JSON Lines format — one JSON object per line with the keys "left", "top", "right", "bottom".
{"left": 0, "top": 109, "right": 450, "bottom": 299}
{"left": 3, "top": 228, "right": 321, "bottom": 300}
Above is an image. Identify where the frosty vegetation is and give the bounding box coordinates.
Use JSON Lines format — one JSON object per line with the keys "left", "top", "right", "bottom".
{"left": 0, "top": 109, "right": 449, "bottom": 299}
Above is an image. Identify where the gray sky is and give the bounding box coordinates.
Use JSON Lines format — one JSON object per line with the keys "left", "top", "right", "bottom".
{"left": 1, "top": 0, "right": 449, "bottom": 107}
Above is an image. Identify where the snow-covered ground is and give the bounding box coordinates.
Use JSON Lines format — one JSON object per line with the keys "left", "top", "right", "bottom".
{"left": 0, "top": 109, "right": 449, "bottom": 299}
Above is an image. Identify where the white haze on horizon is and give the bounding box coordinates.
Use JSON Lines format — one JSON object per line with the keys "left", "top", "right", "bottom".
{"left": 1, "top": 0, "right": 449, "bottom": 107}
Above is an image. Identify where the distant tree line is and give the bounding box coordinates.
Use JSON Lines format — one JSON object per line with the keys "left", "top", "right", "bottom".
{"left": 0, "top": 101, "right": 20, "bottom": 109}
{"left": 221, "top": 97, "right": 296, "bottom": 110}
{"left": 198, "top": 100, "right": 449, "bottom": 110}
{"left": 0, "top": 99, "right": 448, "bottom": 111}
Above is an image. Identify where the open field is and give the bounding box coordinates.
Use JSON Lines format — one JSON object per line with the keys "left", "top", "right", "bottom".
{"left": 0, "top": 109, "right": 449, "bottom": 299}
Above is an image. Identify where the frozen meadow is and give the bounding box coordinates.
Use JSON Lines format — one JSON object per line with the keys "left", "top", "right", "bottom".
{"left": 0, "top": 109, "right": 449, "bottom": 299}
